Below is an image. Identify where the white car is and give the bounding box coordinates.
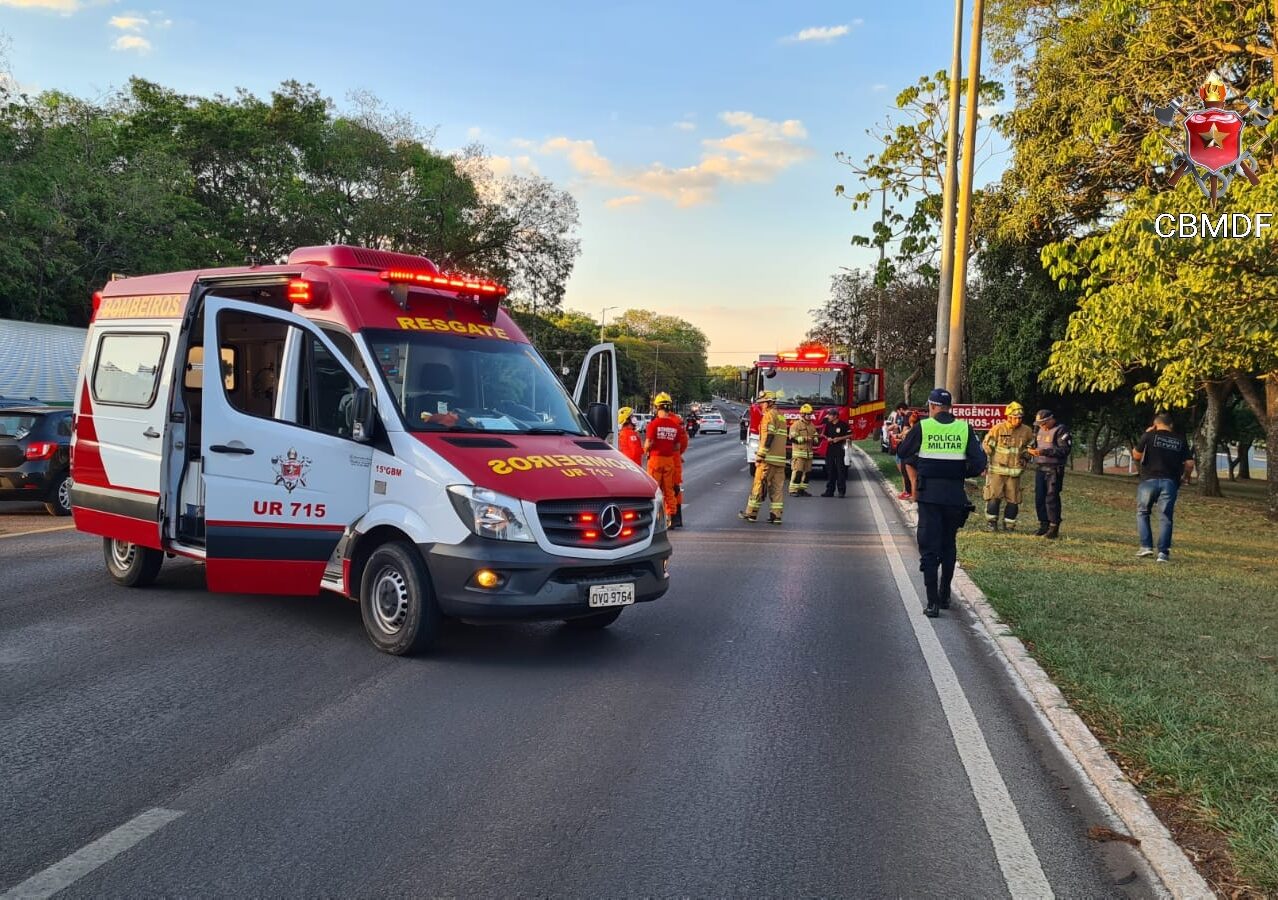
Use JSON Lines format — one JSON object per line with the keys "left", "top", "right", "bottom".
{"left": 699, "top": 412, "right": 727, "bottom": 434}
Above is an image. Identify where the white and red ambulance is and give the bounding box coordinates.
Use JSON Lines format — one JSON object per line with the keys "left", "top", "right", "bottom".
{"left": 71, "top": 245, "right": 671, "bottom": 654}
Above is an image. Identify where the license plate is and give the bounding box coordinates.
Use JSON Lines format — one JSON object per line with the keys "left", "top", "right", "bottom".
{"left": 588, "top": 582, "right": 635, "bottom": 608}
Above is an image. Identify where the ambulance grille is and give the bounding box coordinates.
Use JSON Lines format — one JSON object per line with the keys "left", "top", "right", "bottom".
{"left": 537, "top": 497, "right": 654, "bottom": 549}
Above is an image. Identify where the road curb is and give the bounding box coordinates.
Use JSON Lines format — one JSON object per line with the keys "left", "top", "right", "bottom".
{"left": 853, "top": 446, "right": 1215, "bottom": 900}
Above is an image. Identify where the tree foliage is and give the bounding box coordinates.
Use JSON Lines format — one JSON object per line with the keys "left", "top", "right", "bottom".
{"left": 0, "top": 74, "right": 580, "bottom": 325}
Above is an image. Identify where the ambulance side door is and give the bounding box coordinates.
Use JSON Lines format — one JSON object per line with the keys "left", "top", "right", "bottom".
{"left": 573, "top": 343, "right": 619, "bottom": 445}
{"left": 200, "top": 296, "right": 373, "bottom": 595}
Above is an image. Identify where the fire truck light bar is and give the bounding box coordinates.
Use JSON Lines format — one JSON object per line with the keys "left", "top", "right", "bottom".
{"left": 379, "top": 269, "right": 508, "bottom": 297}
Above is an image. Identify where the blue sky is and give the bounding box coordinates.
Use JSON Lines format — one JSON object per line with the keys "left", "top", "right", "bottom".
{"left": 2, "top": 0, "right": 995, "bottom": 365}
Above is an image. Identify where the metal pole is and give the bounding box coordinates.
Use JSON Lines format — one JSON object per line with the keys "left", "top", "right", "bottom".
{"left": 934, "top": 0, "right": 964, "bottom": 390}
{"left": 945, "top": 0, "right": 984, "bottom": 400}
{"left": 875, "top": 184, "right": 886, "bottom": 370}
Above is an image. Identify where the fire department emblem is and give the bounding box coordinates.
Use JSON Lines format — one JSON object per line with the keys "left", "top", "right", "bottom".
{"left": 1155, "top": 72, "right": 1272, "bottom": 206}
{"left": 271, "top": 447, "right": 312, "bottom": 493}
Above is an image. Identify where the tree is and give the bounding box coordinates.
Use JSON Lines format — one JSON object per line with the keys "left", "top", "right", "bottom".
{"left": 1041, "top": 184, "right": 1278, "bottom": 514}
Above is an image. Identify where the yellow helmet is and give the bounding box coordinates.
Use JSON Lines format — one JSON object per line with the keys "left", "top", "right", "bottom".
{"left": 1006, "top": 401, "right": 1024, "bottom": 418}
{"left": 654, "top": 391, "right": 672, "bottom": 408}
{"left": 757, "top": 390, "right": 776, "bottom": 403}
{"left": 800, "top": 403, "right": 814, "bottom": 414}
{"left": 618, "top": 406, "right": 634, "bottom": 426}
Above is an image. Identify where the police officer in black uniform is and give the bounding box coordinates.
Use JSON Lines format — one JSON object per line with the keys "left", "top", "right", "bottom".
{"left": 896, "top": 388, "right": 987, "bottom": 617}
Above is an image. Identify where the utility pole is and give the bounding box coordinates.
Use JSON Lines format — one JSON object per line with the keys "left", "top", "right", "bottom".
{"left": 945, "top": 0, "right": 985, "bottom": 400}
{"left": 597, "top": 306, "right": 617, "bottom": 403}
{"left": 875, "top": 184, "right": 887, "bottom": 370}
{"left": 934, "top": 0, "right": 965, "bottom": 390}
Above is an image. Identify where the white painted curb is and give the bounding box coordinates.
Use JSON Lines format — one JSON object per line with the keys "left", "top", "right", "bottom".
{"left": 853, "top": 446, "right": 1216, "bottom": 900}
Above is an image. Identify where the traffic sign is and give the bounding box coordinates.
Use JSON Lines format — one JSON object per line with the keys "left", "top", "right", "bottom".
{"left": 951, "top": 404, "right": 1007, "bottom": 431}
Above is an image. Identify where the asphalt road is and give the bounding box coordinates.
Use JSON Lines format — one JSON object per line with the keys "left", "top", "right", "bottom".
{"left": 1, "top": 410, "right": 1158, "bottom": 898}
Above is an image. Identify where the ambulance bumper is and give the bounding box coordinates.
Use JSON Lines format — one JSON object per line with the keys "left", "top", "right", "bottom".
{"left": 425, "top": 533, "right": 673, "bottom": 621}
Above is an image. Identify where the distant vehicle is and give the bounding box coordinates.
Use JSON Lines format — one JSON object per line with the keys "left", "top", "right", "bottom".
{"left": 699, "top": 412, "right": 727, "bottom": 434}
{"left": 0, "top": 406, "right": 74, "bottom": 516}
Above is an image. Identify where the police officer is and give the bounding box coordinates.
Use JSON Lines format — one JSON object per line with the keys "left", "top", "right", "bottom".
{"left": 819, "top": 409, "right": 852, "bottom": 497}
{"left": 788, "top": 404, "right": 818, "bottom": 497}
{"left": 898, "top": 388, "right": 987, "bottom": 617}
{"left": 981, "top": 401, "right": 1034, "bottom": 531}
{"left": 1030, "top": 409, "right": 1072, "bottom": 539}
{"left": 739, "top": 391, "right": 787, "bottom": 524}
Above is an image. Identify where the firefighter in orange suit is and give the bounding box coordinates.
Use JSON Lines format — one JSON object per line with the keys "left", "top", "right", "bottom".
{"left": 645, "top": 392, "right": 687, "bottom": 528}
{"left": 618, "top": 407, "right": 644, "bottom": 467}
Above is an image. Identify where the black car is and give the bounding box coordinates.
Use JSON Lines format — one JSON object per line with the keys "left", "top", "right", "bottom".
{"left": 0, "top": 407, "right": 74, "bottom": 516}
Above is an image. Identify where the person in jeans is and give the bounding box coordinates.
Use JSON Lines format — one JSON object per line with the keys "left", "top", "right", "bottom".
{"left": 1131, "top": 412, "right": 1194, "bottom": 562}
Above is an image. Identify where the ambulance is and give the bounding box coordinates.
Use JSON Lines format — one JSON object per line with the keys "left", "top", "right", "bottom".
{"left": 71, "top": 245, "right": 671, "bottom": 655}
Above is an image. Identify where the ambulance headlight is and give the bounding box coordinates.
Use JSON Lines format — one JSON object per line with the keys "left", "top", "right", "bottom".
{"left": 653, "top": 491, "right": 668, "bottom": 533}
{"left": 447, "top": 486, "right": 535, "bottom": 542}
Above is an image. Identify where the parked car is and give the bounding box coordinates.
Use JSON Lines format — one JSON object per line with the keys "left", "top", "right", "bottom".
{"left": 0, "top": 406, "right": 74, "bottom": 515}
{"left": 699, "top": 412, "right": 727, "bottom": 434}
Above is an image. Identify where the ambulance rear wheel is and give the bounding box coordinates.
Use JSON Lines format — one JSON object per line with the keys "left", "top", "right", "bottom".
{"left": 103, "top": 538, "right": 163, "bottom": 587}
{"left": 360, "top": 542, "right": 440, "bottom": 656}
{"left": 563, "top": 608, "right": 624, "bottom": 629}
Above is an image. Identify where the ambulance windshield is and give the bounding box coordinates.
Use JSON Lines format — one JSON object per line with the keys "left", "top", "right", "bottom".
{"left": 759, "top": 367, "right": 847, "bottom": 408}
{"left": 365, "top": 330, "right": 592, "bottom": 435}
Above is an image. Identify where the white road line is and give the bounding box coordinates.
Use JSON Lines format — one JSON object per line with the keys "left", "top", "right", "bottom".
{"left": 855, "top": 455, "right": 1054, "bottom": 899}
{"left": 0, "top": 525, "right": 76, "bottom": 540}
{"left": 1, "top": 808, "right": 183, "bottom": 900}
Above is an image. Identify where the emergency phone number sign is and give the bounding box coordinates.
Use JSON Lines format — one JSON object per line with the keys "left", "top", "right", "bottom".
{"left": 950, "top": 404, "right": 1007, "bottom": 431}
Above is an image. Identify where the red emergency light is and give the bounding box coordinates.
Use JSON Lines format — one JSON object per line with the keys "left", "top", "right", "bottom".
{"left": 379, "top": 269, "right": 509, "bottom": 323}
{"left": 776, "top": 347, "right": 830, "bottom": 363}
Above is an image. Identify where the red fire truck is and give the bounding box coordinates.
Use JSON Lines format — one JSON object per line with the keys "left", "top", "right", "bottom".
{"left": 743, "top": 348, "right": 885, "bottom": 475}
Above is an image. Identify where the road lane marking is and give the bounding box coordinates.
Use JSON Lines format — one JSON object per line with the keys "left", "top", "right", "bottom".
{"left": 854, "top": 455, "right": 1054, "bottom": 899}
{"left": 0, "top": 525, "right": 76, "bottom": 540}
{"left": 1, "top": 808, "right": 184, "bottom": 900}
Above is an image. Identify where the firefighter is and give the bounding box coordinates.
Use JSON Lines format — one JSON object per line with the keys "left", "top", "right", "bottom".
{"left": 645, "top": 392, "right": 687, "bottom": 528}
{"left": 789, "top": 404, "right": 818, "bottom": 496}
{"left": 739, "top": 391, "right": 788, "bottom": 524}
{"left": 980, "top": 401, "right": 1034, "bottom": 531}
{"left": 668, "top": 405, "right": 689, "bottom": 528}
{"left": 618, "top": 407, "right": 644, "bottom": 467}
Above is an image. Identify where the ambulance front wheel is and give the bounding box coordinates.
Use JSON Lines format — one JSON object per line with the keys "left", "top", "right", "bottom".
{"left": 103, "top": 538, "right": 163, "bottom": 587}
{"left": 359, "top": 542, "right": 441, "bottom": 656}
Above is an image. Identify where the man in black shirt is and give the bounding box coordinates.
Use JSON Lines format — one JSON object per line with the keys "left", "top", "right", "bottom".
{"left": 898, "top": 389, "right": 988, "bottom": 617}
{"left": 819, "top": 409, "right": 852, "bottom": 497}
{"left": 1131, "top": 412, "right": 1194, "bottom": 562}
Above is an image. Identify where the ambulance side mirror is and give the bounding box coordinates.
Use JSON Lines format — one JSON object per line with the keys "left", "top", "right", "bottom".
{"left": 585, "top": 402, "right": 612, "bottom": 440}
{"left": 350, "top": 387, "right": 375, "bottom": 443}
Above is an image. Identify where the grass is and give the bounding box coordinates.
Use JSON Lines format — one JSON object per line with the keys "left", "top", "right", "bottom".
{"left": 856, "top": 439, "right": 1278, "bottom": 894}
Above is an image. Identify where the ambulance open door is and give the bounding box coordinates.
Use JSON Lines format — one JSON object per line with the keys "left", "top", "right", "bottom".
{"left": 573, "top": 343, "right": 619, "bottom": 446}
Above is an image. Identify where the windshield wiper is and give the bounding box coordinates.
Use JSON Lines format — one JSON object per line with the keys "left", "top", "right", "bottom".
{"left": 525, "top": 427, "right": 576, "bottom": 435}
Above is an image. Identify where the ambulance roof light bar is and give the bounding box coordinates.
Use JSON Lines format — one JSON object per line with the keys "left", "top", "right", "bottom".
{"left": 378, "top": 269, "right": 509, "bottom": 322}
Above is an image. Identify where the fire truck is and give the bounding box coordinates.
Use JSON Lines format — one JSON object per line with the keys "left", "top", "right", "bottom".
{"left": 743, "top": 347, "right": 885, "bottom": 475}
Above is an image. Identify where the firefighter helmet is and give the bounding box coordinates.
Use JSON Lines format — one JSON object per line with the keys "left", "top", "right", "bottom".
{"left": 757, "top": 390, "right": 777, "bottom": 403}
{"left": 618, "top": 406, "right": 634, "bottom": 426}
{"left": 1006, "top": 401, "right": 1024, "bottom": 418}
{"left": 800, "top": 403, "right": 813, "bottom": 415}
{"left": 654, "top": 392, "right": 673, "bottom": 408}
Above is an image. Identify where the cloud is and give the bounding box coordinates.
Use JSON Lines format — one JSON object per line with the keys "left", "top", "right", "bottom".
{"left": 0, "top": 0, "right": 82, "bottom": 9}
{"left": 673, "top": 121, "right": 696, "bottom": 132}
{"left": 112, "top": 34, "right": 152, "bottom": 52}
{"left": 604, "top": 195, "right": 643, "bottom": 209}
{"left": 783, "top": 23, "right": 853, "bottom": 43}
{"left": 483, "top": 155, "right": 539, "bottom": 178}
{"left": 872, "top": 83, "right": 888, "bottom": 92}
{"left": 109, "top": 14, "right": 148, "bottom": 29}
{"left": 541, "top": 111, "right": 813, "bottom": 208}
{"left": 465, "top": 126, "right": 483, "bottom": 141}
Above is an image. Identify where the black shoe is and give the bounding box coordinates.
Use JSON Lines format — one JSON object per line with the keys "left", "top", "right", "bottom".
{"left": 838, "top": 493, "right": 846, "bottom": 498}
{"left": 1044, "top": 524, "right": 1060, "bottom": 540}
{"left": 821, "top": 492, "right": 833, "bottom": 497}
{"left": 737, "top": 511, "right": 757, "bottom": 522}
{"left": 768, "top": 514, "right": 783, "bottom": 526}
{"left": 924, "top": 603, "right": 940, "bottom": 618}
{"left": 1034, "top": 523, "right": 1050, "bottom": 536}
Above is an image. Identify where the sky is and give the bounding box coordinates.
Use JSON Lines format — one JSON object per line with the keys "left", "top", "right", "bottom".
{"left": 1, "top": 0, "right": 1001, "bottom": 365}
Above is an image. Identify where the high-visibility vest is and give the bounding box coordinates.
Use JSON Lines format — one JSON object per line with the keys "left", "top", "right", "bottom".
{"left": 918, "top": 417, "right": 969, "bottom": 461}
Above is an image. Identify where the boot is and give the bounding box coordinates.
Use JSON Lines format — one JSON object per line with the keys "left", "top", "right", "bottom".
{"left": 737, "top": 510, "right": 757, "bottom": 522}
{"left": 923, "top": 571, "right": 941, "bottom": 617}
{"left": 1034, "top": 522, "right": 1050, "bottom": 537}
{"left": 985, "top": 517, "right": 999, "bottom": 533}
{"left": 1044, "top": 523, "right": 1060, "bottom": 540}
{"left": 768, "top": 513, "right": 783, "bottom": 526}
{"left": 1003, "top": 518, "right": 1017, "bottom": 532}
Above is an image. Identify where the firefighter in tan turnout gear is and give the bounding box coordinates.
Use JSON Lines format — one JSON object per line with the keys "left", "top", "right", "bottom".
{"left": 789, "top": 404, "right": 818, "bottom": 497}
{"left": 740, "top": 391, "right": 788, "bottom": 524}
{"left": 981, "top": 401, "right": 1034, "bottom": 531}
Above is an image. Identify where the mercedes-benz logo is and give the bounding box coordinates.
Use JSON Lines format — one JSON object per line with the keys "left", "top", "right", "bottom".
{"left": 599, "top": 504, "right": 623, "bottom": 538}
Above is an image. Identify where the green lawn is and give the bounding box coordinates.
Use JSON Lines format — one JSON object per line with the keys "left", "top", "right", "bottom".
{"left": 856, "top": 440, "right": 1278, "bottom": 893}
